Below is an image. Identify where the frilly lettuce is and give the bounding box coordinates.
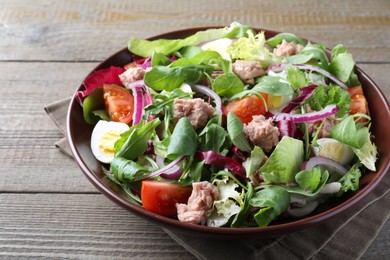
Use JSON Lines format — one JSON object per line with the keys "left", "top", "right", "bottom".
{"left": 227, "top": 30, "right": 281, "bottom": 66}
{"left": 207, "top": 175, "right": 243, "bottom": 227}
{"left": 352, "top": 135, "right": 378, "bottom": 171}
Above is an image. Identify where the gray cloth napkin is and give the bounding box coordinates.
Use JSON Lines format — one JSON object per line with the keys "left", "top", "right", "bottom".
{"left": 45, "top": 97, "right": 390, "bottom": 260}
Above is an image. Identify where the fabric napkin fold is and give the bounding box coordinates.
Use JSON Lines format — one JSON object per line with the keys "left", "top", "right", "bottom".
{"left": 45, "top": 98, "right": 390, "bottom": 260}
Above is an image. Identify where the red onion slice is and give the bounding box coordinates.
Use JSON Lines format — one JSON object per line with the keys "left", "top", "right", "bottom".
{"left": 272, "top": 104, "right": 339, "bottom": 123}
{"left": 192, "top": 84, "right": 222, "bottom": 114}
{"left": 131, "top": 85, "right": 145, "bottom": 126}
{"left": 303, "top": 156, "right": 348, "bottom": 176}
{"left": 147, "top": 156, "right": 185, "bottom": 179}
{"left": 267, "top": 64, "right": 348, "bottom": 89}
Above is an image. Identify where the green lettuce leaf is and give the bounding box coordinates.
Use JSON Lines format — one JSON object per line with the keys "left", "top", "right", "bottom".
{"left": 110, "top": 157, "right": 150, "bottom": 182}
{"left": 227, "top": 112, "right": 252, "bottom": 152}
{"left": 330, "top": 115, "right": 369, "bottom": 149}
{"left": 115, "top": 119, "right": 161, "bottom": 160}
{"left": 336, "top": 163, "right": 362, "bottom": 196}
{"left": 266, "top": 32, "right": 305, "bottom": 47}
{"left": 329, "top": 44, "right": 360, "bottom": 87}
{"left": 243, "top": 146, "right": 265, "bottom": 178}
{"left": 144, "top": 64, "right": 213, "bottom": 91}
{"left": 167, "top": 117, "right": 198, "bottom": 158}
{"left": 227, "top": 30, "right": 281, "bottom": 66}
{"left": 128, "top": 22, "right": 250, "bottom": 57}
{"left": 199, "top": 118, "right": 231, "bottom": 153}
{"left": 249, "top": 186, "right": 290, "bottom": 227}
{"left": 352, "top": 134, "right": 378, "bottom": 171}
{"left": 253, "top": 75, "right": 294, "bottom": 96}
{"left": 260, "top": 136, "right": 304, "bottom": 184}
{"left": 285, "top": 170, "right": 329, "bottom": 197}
{"left": 212, "top": 72, "right": 244, "bottom": 98}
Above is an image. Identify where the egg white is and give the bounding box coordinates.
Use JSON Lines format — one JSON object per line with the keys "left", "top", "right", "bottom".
{"left": 201, "top": 38, "right": 234, "bottom": 60}
{"left": 90, "top": 120, "right": 130, "bottom": 164}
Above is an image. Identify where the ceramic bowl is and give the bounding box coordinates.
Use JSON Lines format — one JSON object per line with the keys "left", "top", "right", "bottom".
{"left": 67, "top": 27, "right": 390, "bottom": 239}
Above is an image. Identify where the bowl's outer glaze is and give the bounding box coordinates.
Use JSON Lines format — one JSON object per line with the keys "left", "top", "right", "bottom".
{"left": 67, "top": 27, "right": 390, "bottom": 239}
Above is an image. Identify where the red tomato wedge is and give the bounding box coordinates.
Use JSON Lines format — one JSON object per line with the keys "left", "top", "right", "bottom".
{"left": 223, "top": 93, "right": 268, "bottom": 124}
{"left": 103, "top": 84, "right": 134, "bottom": 124}
{"left": 347, "top": 86, "right": 368, "bottom": 121}
{"left": 141, "top": 180, "right": 192, "bottom": 216}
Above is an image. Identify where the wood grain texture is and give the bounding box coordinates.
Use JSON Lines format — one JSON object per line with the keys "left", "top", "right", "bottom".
{"left": 0, "top": 0, "right": 389, "bottom": 258}
{"left": 0, "top": 193, "right": 195, "bottom": 259}
{"left": 0, "top": 0, "right": 389, "bottom": 62}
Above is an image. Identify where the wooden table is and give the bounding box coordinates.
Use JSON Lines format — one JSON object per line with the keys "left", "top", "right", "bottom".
{"left": 1, "top": 0, "right": 389, "bottom": 258}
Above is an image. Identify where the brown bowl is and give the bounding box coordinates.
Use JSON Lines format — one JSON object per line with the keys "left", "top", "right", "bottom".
{"left": 67, "top": 27, "right": 390, "bottom": 239}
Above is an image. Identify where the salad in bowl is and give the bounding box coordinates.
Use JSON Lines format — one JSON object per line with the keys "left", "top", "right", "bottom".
{"left": 74, "top": 22, "right": 379, "bottom": 228}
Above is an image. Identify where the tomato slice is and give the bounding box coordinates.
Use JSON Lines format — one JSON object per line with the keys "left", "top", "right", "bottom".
{"left": 141, "top": 180, "right": 192, "bottom": 216}
{"left": 347, "top": 86, "right": 368, "bottom": 118}
{"left": 103, "top": 84, "right": 134, "bottom": 124}
{"left": 223, "top": 93, "right": 268, "bottom": 123}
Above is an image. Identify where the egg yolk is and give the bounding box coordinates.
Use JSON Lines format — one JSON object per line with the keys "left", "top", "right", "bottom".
{"left": 98, "top": 129, "right": 123, "bottom": 156}
{"left": 267, "top": 95, "right": 283, "bottom": 109}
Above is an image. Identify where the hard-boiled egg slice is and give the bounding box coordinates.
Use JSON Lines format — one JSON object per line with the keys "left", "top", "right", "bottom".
{"left": 201, "top": 38, "right": 234, "bottom": 60}
{"left": 267, "top": 94, "right": 292, "bottom": 111}
{"left": 90, "top": 120, "right": 130, "bottom": 164}
{"left": 313, "top": 138, "right": 355, "bottom": 166}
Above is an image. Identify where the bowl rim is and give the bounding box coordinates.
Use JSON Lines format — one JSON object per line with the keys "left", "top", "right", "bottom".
{"left": 67, "top": 26, "right": 390, "bottom": 237}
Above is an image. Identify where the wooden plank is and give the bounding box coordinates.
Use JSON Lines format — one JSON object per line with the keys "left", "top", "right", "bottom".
{"left": 0, "top": 0, "right": 389, "bottom": 62}
{"left": 0, "top": 62, "right": 389, "bottom": 193}
{"left": 0, "top": 62, "right": 97, "bottom": 193}
{"left": 0, "top": 193, "right": 195, "bottom": 259}
{"left": 0, "top": 193, "right": 387, "bottom": 258}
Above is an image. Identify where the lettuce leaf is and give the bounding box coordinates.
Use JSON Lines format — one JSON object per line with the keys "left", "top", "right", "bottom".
{"left": 329, "top": 44, "right": 360, "bottom": 87}
{"left": 249, "top": 186, "right": 290, "bottom": 227}
{"left": 336, "top": 163, "right": 362, "bottom": 196}
{"left": 260, "top": 136, "right": 304, "bottom": 184}
{"left": 128, "top": 22, "right": 250, "bottom": 57}
{"left": 207, "top": 176, "right": 243, "bottom": 227}
{"left": 227, "top": 30, "right": 281, "bottom": 66}
{"left": 330, "top": 115, "right": 369, "bottom": 149}
{"left": 352, "top": 134, "right": 378, "bottom": 171}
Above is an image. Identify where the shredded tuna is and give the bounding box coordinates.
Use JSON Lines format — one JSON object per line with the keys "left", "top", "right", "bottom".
{"left": 173, "top": 98, "right": 215, "bottom": 129}
{"left": 244, "top": 115, "right": 279, "bottom": 152}
{"left": 176, "top": 181, "right": 220, "bottom": 225}
{"left": 273, "top": 39, "right": 304, "bottom": 57}
{"left": 119, "top": 66, "right": 145, "bottom": 87}
{"left": 232, "top": 60, "right": 265, "bottom": 84}
{"left": 307, "top": 118, "right": 337, "bottom": 138}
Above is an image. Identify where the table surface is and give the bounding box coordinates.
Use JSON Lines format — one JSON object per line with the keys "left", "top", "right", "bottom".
{"left": 1, "top": 0, "right": 389, "bottom": 258}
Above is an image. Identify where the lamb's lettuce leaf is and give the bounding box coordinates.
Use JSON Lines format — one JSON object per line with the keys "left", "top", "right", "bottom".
{"left": 115, "top": 119, "right": 161, "bottom": 160}
{"left": 330, "top": 115, "right": 369, "bottom": 149}
{"left": 144, "top": 64, "right": 213, "bottom": 91}
{"left": 249, "top": 186, "right": 290, "bottom": 227}
{"left": 167, "top": 117, "right": 198, "bottom": 158}
{"left": 266, "top": 33, "right": 305, "bottom": 47}
{"left": 212, "top": 72, "right": 244, "bottom": 98}
{"left": 227, "top": 112, "right": 252, "bottom": 152}
{"left": 329, "top": 44, "right": 360, "bottom": 87}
